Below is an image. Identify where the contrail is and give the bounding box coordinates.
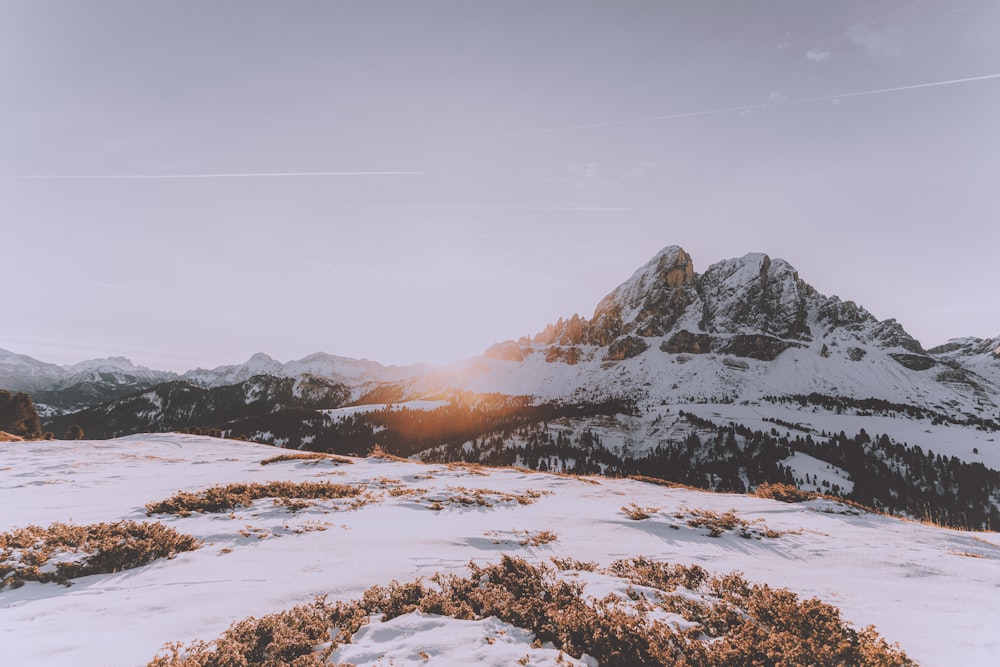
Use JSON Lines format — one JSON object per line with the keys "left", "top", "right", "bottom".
{"left": 4, "top": 171, "right": 423, "bottom": 180}
{"left": 325, "top": 204, "right": 630, "bottom": 212}
{"left": 537, "top": 72, "right": 1000, "bottom": 134}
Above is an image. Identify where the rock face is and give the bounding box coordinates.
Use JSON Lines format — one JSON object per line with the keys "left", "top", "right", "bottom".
{"left": 519, "top": 245, "right": 929, "bottom": 367}
{"left": 698, "top": 254, "right": 811, "bottom": 339}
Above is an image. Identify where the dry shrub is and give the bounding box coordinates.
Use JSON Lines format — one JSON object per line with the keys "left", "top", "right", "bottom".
{"left": 550, "top": 557, "right": 599, "bottom": 572}
{"left": 675, "top": 508, "right": 783, "bottom": 539}
{"left": 146, "top": 481, "right": 369, "bottom": 516}
{"left": 367, "top": 444, "right": 410, "bottom": 462}
{"left": 150, "top": 556, "right": 912, "bottom": 667}
{"left": 260, "top": 452, "right": 353, "bottom": 466}
{"left": 148, "top": 596, "right": 369, "bottom": 667}
{"left": 628, "top": 475, "right": 692, "bottom": 489}
{"left": 682, "top": 508, "right": 748, "bottom": 537}
{"left": 486, "top": 530, "right": 559, "bottom": 547}
{"left": 1, "top": 521, "right": 199, "bottom": 589}
{"left": 753, "top": 482, "right": 817, "bottom": 503}
{"left": 607, "top": 556, "right": 709, "bottom": 592}
{"left": 622, "top": 503, "right": 659, "bottom": 520}
{"left": 417, "top": 486, "right": 550, "bottom": 510}
{"left": 445, "top": 462, "right": 490, "bottom": 475}
{"left": 518, "top": 530, "right": 558, "bottom": 547}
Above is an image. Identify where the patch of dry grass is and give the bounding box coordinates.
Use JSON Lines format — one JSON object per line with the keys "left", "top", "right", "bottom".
{"left": 753, "top": 482, "right": 817, "bottom": 503}
{"left": 622, "top": 503, "right": 660, "bottom": 520}
{"left": 415, "top": 486, "right": 551, "bottom": 510}
{"left": 260, "top": 452, "right": 353, "bottom": 466}
{"left": 1, "top": 521, "right": 199, "bottom": 589}
{"left": 550, "top": 557, "right": 599, "bottom": 572}
{"left": 674, "top": 507, "right": 784, "bottom": 539}
{"left": 145, "top": 481, "right": 371, "bottom": 516}
{"left": 485, "top": 529, "right": 558, "bottom": 547}
{"left": 150, "top": 555, "right": 913, "bottom": 667}
{"left": 367, "top": 444, "right": 410, "bottom": 462}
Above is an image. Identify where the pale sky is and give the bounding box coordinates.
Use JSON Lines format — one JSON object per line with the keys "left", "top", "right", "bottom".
{"left": 2, "top": 1, "right": 999, "bottom": 372}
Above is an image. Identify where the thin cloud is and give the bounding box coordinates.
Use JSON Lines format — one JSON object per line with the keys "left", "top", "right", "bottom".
{"left": 2, "top": 171, "right": 423, "bottom": 180}
{"left": 806, "top": 49, "right": 832, "bottom": 63}
{"left": 535, "top": 73, "right": 1000, "bottom": 134}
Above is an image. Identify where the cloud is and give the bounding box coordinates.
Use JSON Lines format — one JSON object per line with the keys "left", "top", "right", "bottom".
{"left": 768, "top": 91, "right": 790, "bottom": 104}
{"left": 846, "top": 23, "right": 904, "bottom": 59}
{"left": 806, "top": 49, "right": 831, "bottom": 63}
{"left": 2, "top": 171, "right": 423, "bottom": 180}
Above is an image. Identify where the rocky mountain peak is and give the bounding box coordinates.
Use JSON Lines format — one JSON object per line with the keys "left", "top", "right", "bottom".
{"left": 698, "top": 252, "right": 812, "bottom": 340}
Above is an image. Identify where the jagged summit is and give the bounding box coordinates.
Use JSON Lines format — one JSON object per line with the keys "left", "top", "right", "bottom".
{"left": 464, "top": 245, "right": 1000, "bottom": 414}
{"left": 525, "top": 246, "right": 855, "bottom": 357}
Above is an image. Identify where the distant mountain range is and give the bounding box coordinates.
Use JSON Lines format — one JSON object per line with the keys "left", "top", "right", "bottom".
{"left": 4, "top": 246, "right": 999, "bottom": 529}
{"left": 5, "top": 246, "right": 998, "bottom": 416}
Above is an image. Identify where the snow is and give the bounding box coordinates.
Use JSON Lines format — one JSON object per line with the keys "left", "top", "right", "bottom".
{"left": 328, "top": 612, "right": 596, "bottom": 667}
{"left": 782, "top": 451, "right": 854, "bottom": 494}
{"left": 1, "top": 433, "right": 998, "bottom": 666}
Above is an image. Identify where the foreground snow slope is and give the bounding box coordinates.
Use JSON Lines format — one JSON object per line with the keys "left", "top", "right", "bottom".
{"left": 2, "top": 434, "right": 998, "bottom": 666}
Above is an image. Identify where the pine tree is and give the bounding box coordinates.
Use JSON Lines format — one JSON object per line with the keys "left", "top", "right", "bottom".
{"left": 0, "top": 390, "right": 43, "bottom": 439}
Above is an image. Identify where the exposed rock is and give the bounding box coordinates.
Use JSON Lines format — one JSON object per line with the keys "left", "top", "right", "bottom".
{"left": 936, "top": 368, "right": 982, "bottom": 389}
{"left": 661, "top": 330, "right": 713, "bottom": 355}
{"left": 698, "top": 253, "right": 811, "bottom": 339}
{"left": 544, "top": 346, "right": 583, "bottom": 365}
{"left": 722, "top": 358, "right": 749, "bottom": 371}
{"left": 889, "top": 353, "right": 936, "bottom": 371}
{"left": 817, "top": 298, "right": 869, "bottom": 330}
{"left": 848, "top": 347, "right": 868, "bottom": 361}
{"left": 873, "top": 320, "right": 925, "bottom": 354}
{"left": 483, "top": 341, "right": 525, "bottom": 362}
{"left": 715, "top": 334, "right": 801, "bottom": 361}
{"left": 591, "top": 246, "right": 699, "bottom": 338}
{"left": 605, "top": 335, "right": 650, "bottom": 361}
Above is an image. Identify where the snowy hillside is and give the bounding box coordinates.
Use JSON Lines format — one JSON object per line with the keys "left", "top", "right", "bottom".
{"left": 2, "top": 434, "right": 997, "bottom": 666}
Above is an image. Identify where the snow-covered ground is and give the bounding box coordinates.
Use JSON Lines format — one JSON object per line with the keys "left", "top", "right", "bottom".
{"left": 2, "top": 434, "right": 998, "bottom": 666}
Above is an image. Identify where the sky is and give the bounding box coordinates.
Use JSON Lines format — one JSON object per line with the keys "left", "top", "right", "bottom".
{"left": 2, "top": 1, "right": 999, "bottom": 372}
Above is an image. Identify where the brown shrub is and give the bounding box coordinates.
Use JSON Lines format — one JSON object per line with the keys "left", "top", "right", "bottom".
{"left": 260, "top": 452, "right": 353, "bottom": 466}
{"left": 150, "top": 556, "right": 913, "bottom": 667}
{"left": 146, "top": 481, "right": 369, "bottom": 516}
{"left": 622, "top": 503, "right": 659, "bottom": 520}
{"left": 753, "top": 482, "right": 816, "bottom": 503}
{"left": 1, "top": 521, "right": 199, "bottom": 589}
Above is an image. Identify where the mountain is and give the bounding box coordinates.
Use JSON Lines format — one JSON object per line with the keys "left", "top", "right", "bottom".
{"left": 0, "top": 348, "right": 74, "bottom": 392}
{"left": 181, "top": 351, "right": 427, "bottom": 387}
{"left": 0, "top": 349, "right": 178, "bottom": 414}
{"left": 410, "top": 246, "right": 999, "bottom": 416}
{"left": 44, "top": 374, "right": 352, "bottom": 440}
{"left": 14, "top": 246, "right": 1000, "bottom": 529}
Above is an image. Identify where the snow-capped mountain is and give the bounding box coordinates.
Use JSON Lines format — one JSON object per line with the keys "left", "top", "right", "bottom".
{"left": 0, "top": 348, "right": 75, "bottom": 392}
{"left": 0, "top": 349, "right": 177, "bottom": 392}
{"left": 409, "top": 246, "right": 999, "bottom": 418}
{"left": 181, "top": 352, "right": 428, "bottom": 388}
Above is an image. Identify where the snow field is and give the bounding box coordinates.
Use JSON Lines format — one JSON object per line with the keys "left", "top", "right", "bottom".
{"left": 1, "top": 434, "right": 998, "bottom": 666}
